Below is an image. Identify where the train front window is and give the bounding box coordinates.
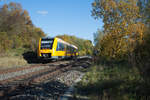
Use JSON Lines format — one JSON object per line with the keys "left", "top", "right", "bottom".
{"left": 41, "top": 38, "right": 54, "bottom": 49}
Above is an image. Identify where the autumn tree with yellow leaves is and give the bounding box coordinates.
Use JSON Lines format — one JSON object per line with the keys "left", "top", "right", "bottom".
{"left": 92, "top": 0, "right": 150, "bottom": 85}
{"left": 92, "top": 0, "right": 145, "bottom": 62}
{"left": 86, "top": 1, "right": 150, "bottom": 98}
{"left": 0, "top": 2, "right": 45, "bottom": 54}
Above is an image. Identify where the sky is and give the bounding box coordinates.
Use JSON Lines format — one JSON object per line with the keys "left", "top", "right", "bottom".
{"left": 0, "top": 0, "right": 103, "bottom": 42}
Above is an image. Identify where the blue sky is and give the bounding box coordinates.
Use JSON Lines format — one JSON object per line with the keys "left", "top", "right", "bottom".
{"left": 0, "top": 0, "right": 103, "bottom": 42}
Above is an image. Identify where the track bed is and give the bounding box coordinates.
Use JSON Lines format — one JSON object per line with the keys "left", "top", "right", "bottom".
{"left": 0, "top": 57, "right": 92, "bottom": 100}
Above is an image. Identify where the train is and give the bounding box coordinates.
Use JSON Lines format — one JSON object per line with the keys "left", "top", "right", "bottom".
{"left": 37, "top": 37, "right": 79, "bottom": 59}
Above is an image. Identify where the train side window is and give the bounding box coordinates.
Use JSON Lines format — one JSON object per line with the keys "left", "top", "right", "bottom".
{"left": 56, "top": 42, "right": 65, "bottom": 51}
{"left": 63, "top": 44, "right": 65, "bottom": 51}
{"left": 66, "top": 46, "right": 69, "bottom": 52}
{"left": 70, "top": 47, "right": 73, "bottom": 53}
{"left": 60, "top": 43, "right": 65, "bottom": 51}
{"left": 56, "top": 42, "right": 60, "bottom": 51}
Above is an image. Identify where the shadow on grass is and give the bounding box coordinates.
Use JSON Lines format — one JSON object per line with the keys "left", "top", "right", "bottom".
{"left": 76, "top": 79, "right": 150, "bottom": 100}
{"left": 22, "top": 51, "right": 39, "bottom": 64}
{"left": 0, "top": 80, "right": 68, "bottom": 100}
{"left": 22, "top": 51, "right": 53, "bottom": 64}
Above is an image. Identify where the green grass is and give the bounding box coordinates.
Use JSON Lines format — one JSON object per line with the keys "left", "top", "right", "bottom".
{"left": 75, "top": 64, "right": 150, "bottom": 100}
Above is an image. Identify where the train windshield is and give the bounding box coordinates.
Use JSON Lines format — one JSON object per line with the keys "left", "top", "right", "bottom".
{"left": 41, "top": 38, "right": 54, "bottom": 49}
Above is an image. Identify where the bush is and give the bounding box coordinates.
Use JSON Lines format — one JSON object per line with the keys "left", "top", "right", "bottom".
{"left": 76, "top": 64, "right": 150, "bottom": 100}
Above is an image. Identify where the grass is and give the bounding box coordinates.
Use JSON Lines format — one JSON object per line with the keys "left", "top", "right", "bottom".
{"left": 0, "top": 56, "right": 28, "bottom": 70}
{"left": 75, "top": 64, "right": 150, "bottom": 100}
{"left": 0, "top": 48, "right": 30, "bottom": 69}
{"left": 6, "top": 48, "right": 30, "bottom": 57}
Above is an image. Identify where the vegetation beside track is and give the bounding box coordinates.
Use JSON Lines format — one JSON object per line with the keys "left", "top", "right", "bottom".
{"left": 0, "top": 56, "right": 27, "bottom": 70}
{"left": 0, "top": 2, "right": 46, "bottom": 54}
{"left": 0, "top": 48, "right": 29, "bottom": 69}
{"left": 75, "top": 0, "right": 150, "bottom": 99}
{"left": 0, "top": 2, "right": 44, "bottom": 68}
{"left": 75, "top": 63, "right": 150, "bottom": 100}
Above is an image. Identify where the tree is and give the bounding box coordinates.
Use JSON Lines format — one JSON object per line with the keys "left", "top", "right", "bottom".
{"left": 92, "top": 0, "right": 145, "bottom": 61}
{"left": 56, "top": 34, "right": 93, "bottom": 56}
{"left": 0, "top": 2, "right": 46, "bottom": 54}
{"left": 0, "top": 32, "right": 11, "bottom": 52}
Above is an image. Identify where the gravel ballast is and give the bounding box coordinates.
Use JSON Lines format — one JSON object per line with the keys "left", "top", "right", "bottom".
{"left": 4, "top": 70, "right": 85, "bottom": 100}
{"left": 0, "top": 66, "right": 50, "bottom": 81}
{"left": 55, "top": 70, "right": 84, "bottom": 86}
{"left": 0, "top": 58, "right": 92, "bottom": 100}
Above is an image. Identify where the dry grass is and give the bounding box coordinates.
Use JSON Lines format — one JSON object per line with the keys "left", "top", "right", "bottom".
{"left": 0, "top": 56, "right": 28, "bottom": 70}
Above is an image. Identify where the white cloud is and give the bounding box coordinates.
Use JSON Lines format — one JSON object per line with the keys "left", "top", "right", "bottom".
{"left": 37, "top": 10, "right": 48, "bottom": 15}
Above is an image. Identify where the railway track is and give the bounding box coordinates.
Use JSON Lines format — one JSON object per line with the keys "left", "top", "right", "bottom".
{"left": 0, "top": 60, "right": 75, "bottom": 99}
{"left": 0, "top": 57, "right": 92, "bottom": 100}
{"left": 0, "top": 60, "right": 69, "bottom": 75}
{"left": 0, "top": 60, "right": 70, "bottom": 82}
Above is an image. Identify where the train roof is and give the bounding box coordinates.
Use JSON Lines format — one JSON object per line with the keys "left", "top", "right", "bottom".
{"left": 41, "top": 37, "right": 54, "bottom": 39}
{"left": 56, "top": 38, "right": 78, "bottom": 49}
{"left": 41, "top": 37, "right": 78, "bottom": 49}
